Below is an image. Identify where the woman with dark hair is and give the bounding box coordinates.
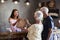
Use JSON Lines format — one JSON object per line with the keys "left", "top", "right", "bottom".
{"left": 8, "top": 9, "right": 21, "bottom": 32}
{"left": 10, "top": 9, "right": 19, "bottom": 19}
{"left": 8, "top": 9, "right": 31, "bottom": 32}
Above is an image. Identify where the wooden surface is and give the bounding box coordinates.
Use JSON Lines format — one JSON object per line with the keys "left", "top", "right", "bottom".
{"left": 0, "top": 31, "right": 27, "bottom": 40}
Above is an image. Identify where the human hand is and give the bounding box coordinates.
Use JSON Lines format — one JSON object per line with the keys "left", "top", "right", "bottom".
{"left": 17, "top": 18, "right": 20, "bottom": 22}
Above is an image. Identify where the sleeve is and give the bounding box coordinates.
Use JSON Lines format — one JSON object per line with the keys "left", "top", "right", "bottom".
{"left": 27, "top": 25, "right": 35, "bottom": 38}
{"left": 30, "top": 25, "right": 39, "bottom": 38}
{"left": 32, "top": 28, "right": 39, "bottom": 37}
{"left": 47, "top": 18, "right": 52, "bottom": 28}
{"left": 28, "top": 25, "right": 35, "bottom": 32}
{"left": 49, "top": 17, "right": 55, "bottom": 29}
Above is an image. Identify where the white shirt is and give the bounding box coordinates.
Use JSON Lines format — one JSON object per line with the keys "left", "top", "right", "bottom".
{"left": 27, "top": 24, "right": 43, "bottom": 40}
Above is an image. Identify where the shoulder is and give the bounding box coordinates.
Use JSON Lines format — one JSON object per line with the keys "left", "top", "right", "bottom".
{"left": 49, "top": 16, "right": 53, "bottom": 20}
{"left": 35, "top": 24, "right": 43, "bottom": 28}
{"left": 47, "top": 16, "right": 54, "bottom": 22}
{"left": 34, "top": 24, "right": 43, "bottom": 31}
{"left": 28, "top": 24, "right": 35, "bottom": 29}
{"left": 46, "top": 16, "right": 52, "bottom": 21}
{"left": 8, "top": 17, "right": 12, "bottom": 21}
{"left": 8, "top": 18, "right": 14, "bottom": 22}
{"left": 29, "top": 24, "right": 35, "bottom": 28}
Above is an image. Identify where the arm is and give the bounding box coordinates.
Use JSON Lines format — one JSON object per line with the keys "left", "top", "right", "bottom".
{"left": 12, "top": 21, "right": 17, "bottom": 26}
{"left": 8, "top": 18, "right": 20, "bottom": 32}
{"left": 47, "top": 28, "right": 52, "bottom": 40}
{"left": 27, "top": 25, "right": 35, "bottom": 36}
{"left": 8, "top": 18, "right": 20, "bottom": 26}
{"left": 47, "top": 18, "right": 53, "bottom": 40}
{"left": 26, "top": 19, "right": 31, "bottom": 27}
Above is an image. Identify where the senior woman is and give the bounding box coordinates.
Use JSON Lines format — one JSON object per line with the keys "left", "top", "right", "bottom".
{"left": 27, "top": 11, "right": 43, "bottom": 40}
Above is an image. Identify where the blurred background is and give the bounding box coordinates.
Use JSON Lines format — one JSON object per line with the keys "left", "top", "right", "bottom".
{"left": 0, "top": 0, "right": 60, "bottom": 32}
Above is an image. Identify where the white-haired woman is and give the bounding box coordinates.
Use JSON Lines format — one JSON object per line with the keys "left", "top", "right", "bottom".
{"left": 27, "top": 11, "right": 43, "bottom": 40}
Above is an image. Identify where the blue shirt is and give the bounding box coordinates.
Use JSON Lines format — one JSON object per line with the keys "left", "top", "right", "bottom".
{"left": 42, "top": 16, "right": 55, "bottom": 39}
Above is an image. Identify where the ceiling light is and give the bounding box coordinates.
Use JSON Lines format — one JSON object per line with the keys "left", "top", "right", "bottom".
{"left": 12, "top": 0, "right": 20, "bottom": 4}
{"left": 25, "top": 0, "right": 30, "bottom": 6}
{"left": 1, "top": 0, "right": 5, "bottom": 3}
{"left": 14, "top": 1, "right": 18, "bottom": 4}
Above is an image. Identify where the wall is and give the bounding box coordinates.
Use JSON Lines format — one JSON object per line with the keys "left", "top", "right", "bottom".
{"left": 54, "top": 0, "right": 60, "bottom": 27}
{"left": 0, "top": 0, "right": 60, "bottom": 32}
{"left": 38, "top": 0, "right": 60, "bottom": 27}
{"left": 0, "top": 0, "right": 38, "bottom": 32}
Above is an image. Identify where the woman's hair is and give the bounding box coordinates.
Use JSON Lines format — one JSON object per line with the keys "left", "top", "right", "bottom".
{"left": 34, "top": 11, "right": 43, "bottom": 21}
{"left": 10, "top": 9, "right": 19, "bottom": 19}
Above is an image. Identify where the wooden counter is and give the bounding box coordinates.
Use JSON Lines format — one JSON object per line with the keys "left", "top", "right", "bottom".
{"left": 0, "top": 31, "right": 27, "bottom": 40}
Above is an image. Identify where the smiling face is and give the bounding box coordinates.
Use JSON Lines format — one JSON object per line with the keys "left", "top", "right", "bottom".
{"left": 10, "top": 9, "right": 19, "bottom": 19}
{"left": 14, "top": 11, "right": 19, "bottom": 17}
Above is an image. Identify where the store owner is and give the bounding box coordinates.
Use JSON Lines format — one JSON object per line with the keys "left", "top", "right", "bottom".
{"left": 8, "top": 9, "right": 31, "bottom": 32}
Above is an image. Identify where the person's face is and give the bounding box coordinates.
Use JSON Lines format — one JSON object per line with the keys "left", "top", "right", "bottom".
{"left": 34, "top": 13, "right": 37, "bottom": 20}
{"left": 49, "top": 1, "right": 55, "bottom": 8}
{"left": 34, "top": 13, "right": 39, "bottom": 21}
{"left": 14, "top": 11, "right": 19, "bottom": 17}
{"left": 41, "top": 11, "right": 47, "bottom": 18}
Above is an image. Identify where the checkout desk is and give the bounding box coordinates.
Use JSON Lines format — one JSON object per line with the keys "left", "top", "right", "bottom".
{"left": 0, "top": 31, "right": 27, "bottom": 40}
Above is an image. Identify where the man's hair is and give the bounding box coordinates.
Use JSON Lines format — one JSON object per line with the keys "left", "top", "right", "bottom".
{"left": 40, "top": 7, "right": 49, "bottom": 14}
